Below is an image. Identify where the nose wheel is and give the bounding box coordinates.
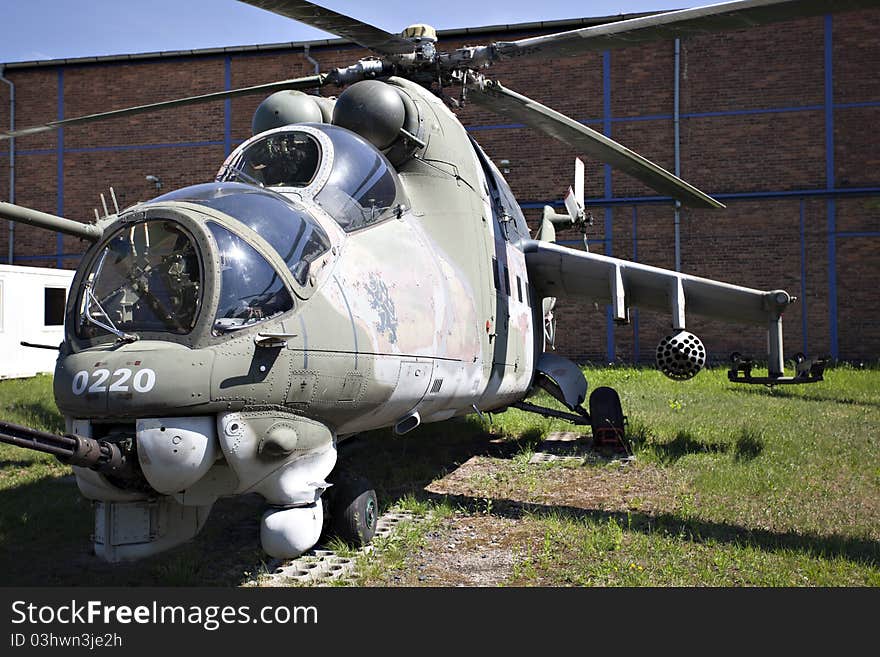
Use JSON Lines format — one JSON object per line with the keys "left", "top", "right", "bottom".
{"left": 327, "top": 472, "right": 378, "bottom": 547}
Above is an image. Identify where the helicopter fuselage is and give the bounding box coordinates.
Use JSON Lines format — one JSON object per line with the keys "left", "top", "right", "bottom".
{"left": 39, "top": 78, "right": 546, "bottom": 560}
{"left": 54, "top": 78, "right": 538, "bottom": 438}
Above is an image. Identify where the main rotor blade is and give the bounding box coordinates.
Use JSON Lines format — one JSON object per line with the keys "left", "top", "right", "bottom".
{"left": 466, "top": 79, "right": 724, "bottom": 209}
{"left": 0, "top": 75, "right": 326, "bottom": 141}
{"left": 239, "top": 0, "right": 414, "bottom": 55}
{"left": 492, "top": 0, "right": 878, "bottom": 61}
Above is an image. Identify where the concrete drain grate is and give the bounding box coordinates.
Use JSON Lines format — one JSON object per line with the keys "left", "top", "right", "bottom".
{"left": 529, "top": 431, "right": 635, "bottom": 465}
{"left": 263, "top": 511, "right": 416, "bottom": 586}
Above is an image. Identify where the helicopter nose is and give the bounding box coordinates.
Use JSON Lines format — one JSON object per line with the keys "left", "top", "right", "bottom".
{"left": 54, "top": 341, "right": 214, "bottom": 418}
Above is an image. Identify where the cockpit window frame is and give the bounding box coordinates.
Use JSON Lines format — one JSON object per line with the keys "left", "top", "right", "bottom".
{"left": 218, "top": 124, "right": 335, "bottom": 198}
{"left": 218, "top": 123, "right": 408, "bottom": 235}
{"left": 66, "top": 207, "right": 217, "bottom": 351}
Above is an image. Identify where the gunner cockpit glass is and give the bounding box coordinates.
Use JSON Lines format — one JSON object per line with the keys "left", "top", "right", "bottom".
{"left": 315, "top": 125, "right": 403, "bottom": 232}
{"left": 221, "top": 132, "right": 321, "bottom": 188}
{"left": 150, "top": 183, "right": 331, "bottom": 287}
{"left": 78, "top": 221, "right": 201, "bottom": 338}
{"left": 208, "top": 222, "right": 293, "bottom": 333}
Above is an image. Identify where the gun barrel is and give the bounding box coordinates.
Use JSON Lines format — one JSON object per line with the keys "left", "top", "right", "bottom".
{"left": 0, "top": 201, "right": 103, "bottom": 242}
{"left": 0, "top": 419, "right": 134, "bottom": 478}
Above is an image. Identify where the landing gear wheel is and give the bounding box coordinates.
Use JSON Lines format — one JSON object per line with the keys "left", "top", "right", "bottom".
{"left": 589, "top": 386, "right": 629, "bottom": 455}
{"left": 329, "top": 474, "right": 378, "bottom": 547}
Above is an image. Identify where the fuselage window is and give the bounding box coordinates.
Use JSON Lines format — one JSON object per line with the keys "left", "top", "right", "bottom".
{"left": 504, "top": 265, "right": 511, "bottom": 297}
{"left": 492, "top": 257, "right": 500, "bottom": 290}
{"left": 516, "top": 275, "right": 523, "bottom": 303}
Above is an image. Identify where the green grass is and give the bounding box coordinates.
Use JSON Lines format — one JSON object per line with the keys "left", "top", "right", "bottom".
{"left": 353, "top": 365, "right": 880, "bottom": 586}
{"left": 0, "top": 366, "right": 878, "bottom": 586}
{"left": 589, "top": 365, "right": 880, "bottom": 541}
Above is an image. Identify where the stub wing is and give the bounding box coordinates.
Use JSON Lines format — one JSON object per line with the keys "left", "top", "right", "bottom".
{"left": 522, "top": 240, "right": 795, "bottom": 377}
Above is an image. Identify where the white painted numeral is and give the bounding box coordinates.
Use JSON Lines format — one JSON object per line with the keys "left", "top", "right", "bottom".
{"left": 71, "top": 367, "right": 157, "bottom": 395}
{"left": 132, "top": 368, "right": 156, "bottom": 393}
{"left": 88, "top": 369, "right": 110, "bottom": 393}
{"left": 72, "top": 371, "right": 89, "bottom": 396}
{"left": 109, "top": 368, "right": 132, "bottom": 392}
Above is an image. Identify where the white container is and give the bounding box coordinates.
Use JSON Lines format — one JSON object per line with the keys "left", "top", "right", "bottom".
{"left": 0, "top": 264, "right": 74, "bottom": 379}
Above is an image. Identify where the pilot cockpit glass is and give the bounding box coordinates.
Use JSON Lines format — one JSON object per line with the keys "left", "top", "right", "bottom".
{"left": 77, "top": 221, "right": 201, "bottom": 338}
{"left": 222, "top": 132, "right": 321, "bottom": 188}
{"left": 207, "top": 222, "right": 294, "bottom": 333}
{"left": 315, "top": 125, "right": 403, "bottom": 232}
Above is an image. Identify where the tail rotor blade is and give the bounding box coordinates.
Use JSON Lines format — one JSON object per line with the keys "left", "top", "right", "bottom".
{"left": 564, "top": 187, "right": 581, "bottom": 223}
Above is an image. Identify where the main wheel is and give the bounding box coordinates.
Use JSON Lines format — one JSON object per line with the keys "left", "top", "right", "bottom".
{"left": 329, "top": 474, "right": 378, "bottom": 547}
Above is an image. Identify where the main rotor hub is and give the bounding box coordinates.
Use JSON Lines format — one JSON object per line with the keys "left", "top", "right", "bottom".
{"left": 401, "top": 24, "right": 437, "bottom": 43}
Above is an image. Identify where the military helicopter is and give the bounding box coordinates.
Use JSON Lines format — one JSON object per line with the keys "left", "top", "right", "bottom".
{"left": 0, "top": 0, "right": 860, "bottom": 563}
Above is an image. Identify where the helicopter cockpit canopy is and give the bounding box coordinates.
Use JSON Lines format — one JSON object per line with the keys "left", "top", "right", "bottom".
{"left": 147, "top": 182, "right": 331, "bottom": 332}
{"left": 76, "top": 181, "right": 336, "bottom": 342}
{"left": 77, "top": 220, "right": 202, "bottom": 339}
{"left": 150, "top": 182, "right": 331, "bottom": 288}
{"left": 218, "top": 124, "right": 406, "bottom": 233}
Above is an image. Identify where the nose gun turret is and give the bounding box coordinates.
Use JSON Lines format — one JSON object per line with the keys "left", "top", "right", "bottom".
{"left": 0, "top": 419, "right": 135, "bottom": 479}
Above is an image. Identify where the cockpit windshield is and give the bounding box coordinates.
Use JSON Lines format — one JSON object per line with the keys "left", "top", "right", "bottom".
{"left": 220, "top": 132, "right": 321, "bottom": 188}
{"left": 207, "top": 222, "right": 293, "bottom": 333}
{"left": 150, "top": 182, "right": 330, "bottom": 286}
{"left": 78, "top": 221, "right": 201, "bottom": 339}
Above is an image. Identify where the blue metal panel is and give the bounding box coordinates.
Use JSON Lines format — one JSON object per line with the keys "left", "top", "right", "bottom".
{"left": 799, "top": 198, "right": 809, "bottom": 356}
{"left": 684, "top": 105, "right": 823, "bottom": 119}
{"left": 15, "top": 253, "right": 82, "bottom": 261}
{"left": 825, "top": 14, "right": 838, "bottom": 361}
{"left": 603, "top": 50, "right": 614, "bottom": 362}
{"left": 828, "top": 200, "right": 838, "bottom": 360}
{"left": 836, "top": 231, "right": 880, "bottom": 238}
{"left": 56, "top": 68, "right": 64, "bottom": 268}
{"left": 519, "top": 186, "right": 880, "bottom": 210}
{"left": 64, "top": 141, "right": 226, "bottom": 154}
{"left": 632, "top": 206, "right": 640, "bottom": 361}
{"left": 836, "top": 101, "right": 880, "bottom": 109}
{"left": 224, "top": 56, "right": 232, "bottom": 156}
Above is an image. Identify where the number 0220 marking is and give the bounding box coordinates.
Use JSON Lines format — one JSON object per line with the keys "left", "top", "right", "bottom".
{"left": 71, "top": 368, "right": 156, "bottom": 395}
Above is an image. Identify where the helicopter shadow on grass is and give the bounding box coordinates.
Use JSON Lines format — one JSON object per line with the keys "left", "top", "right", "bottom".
{"left": 425, "top": 492, "right": 880, "bottom": 570}
{"left": 0, "top": 414, "right": 526, "bottom": 587}
{"left": 337, "top": 416, "right": 541, "bottom": 503}
{"left": 637, "top": 428, "right": 764, "bottom": 464}
{"left": 0, "top": 471, "right": 272, "bottom": 586}
{"left": 0, "top": 458, "right": 43, "bottom": 468}
{"left": 341, "top": 420, "right": 880, "bottom": 570}
{"left": 729, "top": 384, "right": 880, "bottom": 409}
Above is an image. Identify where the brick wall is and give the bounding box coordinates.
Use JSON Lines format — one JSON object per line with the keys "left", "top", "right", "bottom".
{"left": 1, "top": 9, "right": 877, "bottom": 362}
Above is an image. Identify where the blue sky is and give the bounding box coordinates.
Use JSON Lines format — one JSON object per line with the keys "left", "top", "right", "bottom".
{"left": 0, "top": 0, "right": 698, "bottom": 63}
